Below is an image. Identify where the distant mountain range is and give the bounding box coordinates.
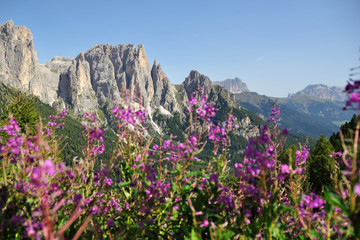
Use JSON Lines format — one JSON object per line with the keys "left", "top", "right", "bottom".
{"left": 235, "top": 92, "right": 354, "bottom": 138}
{"left": 215, "top": 82, "right": 352, "bottom": 139}
{"left": 288, "top": 84, "right": 346, "bottom": 102}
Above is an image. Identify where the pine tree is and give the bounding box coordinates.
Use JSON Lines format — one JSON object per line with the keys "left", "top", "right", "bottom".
{"left": 329, "top": 114, "right": 359, "bottom": 152}
{"left": 0, "top": 90, "right": 40, "bottom": 134}
{"left": 307, "top": 134, "right": 336, "bottom": 194}
{"left": 279, "top": 144, "right": 298, "bottom": 166}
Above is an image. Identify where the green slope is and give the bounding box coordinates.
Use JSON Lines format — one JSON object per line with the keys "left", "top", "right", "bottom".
{"left": 0, "top": 83, "right": 117, "bottom": 166}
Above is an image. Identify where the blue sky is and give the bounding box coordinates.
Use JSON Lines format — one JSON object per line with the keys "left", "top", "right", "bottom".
{"left": 1, "top": 0, "right": 359, "bottom": 97}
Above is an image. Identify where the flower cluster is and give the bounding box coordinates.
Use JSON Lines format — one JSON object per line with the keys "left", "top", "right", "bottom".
{"left": 1, "top": 88, "right": 360, "bottom": 239}
{"left": 344, "top": 80, "right": 360, "bottom": 109}
{"left": 188, "top": 93, "right": 216, "bottom": 121}
{"left": 83, "top": 113, "right": 105, "bottom": 155}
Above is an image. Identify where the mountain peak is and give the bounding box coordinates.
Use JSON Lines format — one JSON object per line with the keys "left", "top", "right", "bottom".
{"left": 188, "top": 70, "right": 202, "bottom": 79}
{"left": 182, "top": 70, "right": 214, "bottom": 97}
{"left": 289, "top": 84, "right": 346, "bottom": 102}
{"left": 0, "top": 20, "right": 37, "bottom": 88}
{"left": 214, "top": 77, "right": 249, "bottom": 93}
{"left": 4, "top": 19, "right": 14, "bottom": 27}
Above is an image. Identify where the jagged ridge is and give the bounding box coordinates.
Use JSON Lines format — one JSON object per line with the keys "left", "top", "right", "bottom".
{"left": 0, "top": 20, "right": 262, "bottom": 146}
{"left": 288, "top": 84, "right": 346, "bottom": 102}
{"left": 214, "top": 77, "right": 249, "bottom": 93}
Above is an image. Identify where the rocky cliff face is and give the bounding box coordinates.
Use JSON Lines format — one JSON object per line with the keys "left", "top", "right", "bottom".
{"left": 0, "top": 20, "right": 59, "bottom": 104}
{"left": 289, "top": 84, "right": 346, "bottom": 102}
{"left": 179, "top": 70, "right": 238, "bottom": 108}
{"left": 151, "top": 60, "right": 179, "bottom": 112}
{"left": 213, "top": 77, "right": 249, "bottom": 93}
{"left": 0, "top": 21, "right": 180, "bottom": 117}
{"left": 179, "top": 70, "right": 215, "bottom": 105}
{"left": 0, "top": 20, "right": 259, "bottom": 142}
{"left": 50, "top": 43, "right": 180, "bottom": 115}
{"left": 0, "top": 20, "right": 39, "bottom": 89}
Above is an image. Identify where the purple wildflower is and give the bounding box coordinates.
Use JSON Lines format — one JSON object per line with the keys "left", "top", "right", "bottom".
{"left": 354, "top": 183, "right": 360, "bottom": 196}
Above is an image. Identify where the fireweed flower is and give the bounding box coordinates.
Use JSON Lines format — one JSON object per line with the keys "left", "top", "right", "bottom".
{"left": 6, "top": 136, "right": 25, "bottom": 155}
{"left": 280, "top": 164, "right": 290, "bottom": 174}
{"left": 282, "top": 128, "right": 289, "bottom": 136}
{"left": 47, "top": 109, "right": 66, "bottom": 129}
{"left": 295, "top": 148, "right": 309, "bottom": 165}
{"left": 104, "top": 177, "right": 113, "bottom": 186}
{"left": 112, "top": 105, "right": 146, "bottom": 126}
{"left": 43, "top": 159, "right": 56, "bottom": 176}
{"left": 300, "top": 193, "right": 326, "bottom": 210}
{"left": 345, "top": 80, "right": 360, "bottom": 94}
{"left": 200, "top": 218, "right": 209, "bottom": 228}
{"left": 83, "top": 113, "right": 105, "bottom": 155}
{"left": 268, "top": 106, "right": 281, "bottom": 122}
{"left": 345, "top": 92, "right": 360, "bottom": 109}
{"left": 31, "top": 159, "right": 57, "bottom": 187}
{"left": 189, "top": 134, "right": 197, "bottom": 147}
{"left": 2, "top": 118, "right": 21, "bottom": 136}
{"left": 344, "top": 80, "right": 360, "bottom": 109}
{"left": 5, "top": 91, "right": 359, "bottom": 239}
{"left": 189, "top": 94, "right": 197, "bottom": 108}
{"left": 354, "top": 183, "right": 360, "bottom": 196}
{"left": 209, "top": 174, "right": 218, "bottom": 183}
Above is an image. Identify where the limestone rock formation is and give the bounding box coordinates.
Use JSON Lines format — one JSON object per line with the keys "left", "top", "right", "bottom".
{"left": 0, "top": 20, "right": 39, "bottom": 89}
{"left": 0, "top": 20, "right": 59, "bottom": 104}
{"left": 0, "top": 20, "right": 260, "bottom": 142}
{"left": 82, "top": 44, "right": 153, "bottom": 107}
{"left": 0, "top": 20, "right": 180, "bottom": 117}
{"left": 179, "top": 70, "right": 236, "bottom": 108}
{"left": 214, "top": 77, "right": 249, "bottom": 93}
{"left": 238, "top": 117, "right": 259, "bottom": 140}
{"left": 179, "top": 70, "right": 215, "bottom": 104}
{"left": 58, "top": 53, "right": 98, "bottom": 115}
{"left": 151, "top": 59, "right": 179, "bottom": 112}
{"left": 44, "top": 56, "right": 74, "bottom": 73}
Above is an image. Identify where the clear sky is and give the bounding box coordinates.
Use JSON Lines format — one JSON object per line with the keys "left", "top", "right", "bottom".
{"left": 1, "top": 0, "right": 359, "bottom": 97}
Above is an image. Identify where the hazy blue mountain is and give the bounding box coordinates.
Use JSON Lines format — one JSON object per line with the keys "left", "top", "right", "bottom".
{"left": 288, "top": 84, "right": 346, "bottom": 102}
{"left": 236, "top": 91, "right": 355, "bottom": 138}
{"left": 213, "top": 77, "right": 249, "bottom": 93}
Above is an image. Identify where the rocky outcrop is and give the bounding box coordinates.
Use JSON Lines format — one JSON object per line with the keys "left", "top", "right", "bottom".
{"left": 179, "top": 70, "right": 216, "bottom": 105}
{"left": 0, "top": 20, "right": 39, "bottom": 89}
{"left": 0, "top": 20, "right": 181, "bottom": 117}
{"left": 60, "top": 53, "right": 98, "bottom": 115}
{"left": 0, "top": 20, "right": 59, "bottom": 104}
{"left": 238, "top": 117, "right": 259, "bottom": 140}
{"left": 64, "top": 43, "right": 179, "bottom": 115}
{"left": 82, "top": 44, "right": 152, "bottom": 108}
{"left": 289, "top": 84, "right": 346, "bottom": 102}
{"left": 179, "top": 70, "right": 237, "bottom": 108}
{"left": 44, "top": 56, "right": 74, "bottom": 73}
{"left": 151, "top": 60, "right": 179, "bottom": 112}
{"left": 0, "top": 20, "right": 260, "bottom": 143}
{"left": 214, "top": 77, "right": 249, "bottom": 93}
